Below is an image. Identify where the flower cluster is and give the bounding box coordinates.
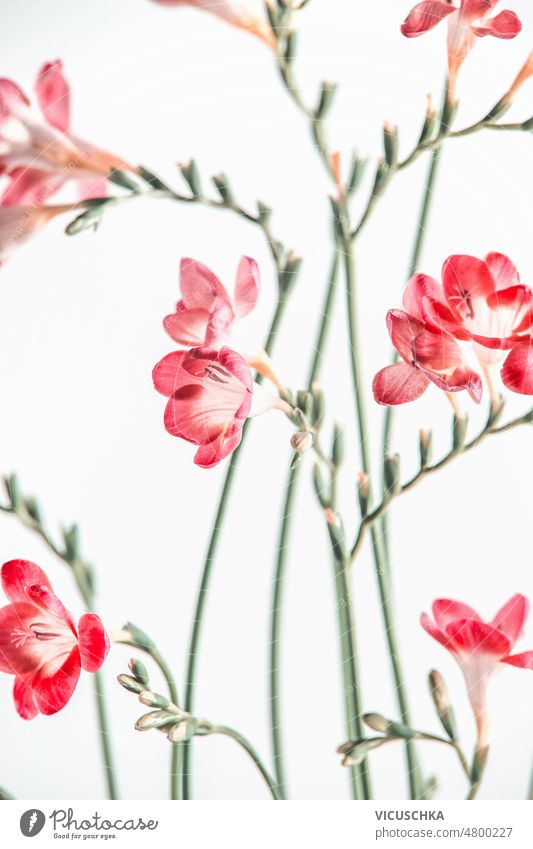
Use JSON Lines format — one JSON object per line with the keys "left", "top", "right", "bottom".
{"left": 373, "top": 253, "right": 533, "bottom": 406}
{"left": 153, "top": 257, "right": 284, "bottom": 467}
{"left": 0, "top": 60, "right": 134, "bottom": 263}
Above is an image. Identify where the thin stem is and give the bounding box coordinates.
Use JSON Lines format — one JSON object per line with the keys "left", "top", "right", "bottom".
{"left": 182, "top": 296, "right": 288, "bottom": 800}
{"left": 268, "top": 252, "right": 339, "bottom": 798}
{"left": 92, "top": 670, "right": 119, "bottom": 799}
{"left": 210, "top": 726, "right": 283, "bottom": 800}
{"left": 342, "top": 238, "right": 423, "bottom": 799}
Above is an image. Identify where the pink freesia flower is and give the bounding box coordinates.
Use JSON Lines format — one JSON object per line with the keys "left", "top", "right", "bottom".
{"left": 0, "top": 203, "right": 73, "bottom": 265}
{"left": 0, "top": 560, "right": 110, "bottom": 719}
{"left": 421, "top": 595, "right": 533, "bottom": 746}
{"left": 149, "top": 0, "right": 275, "bottom": 48}
{"left": 402, "top": 253, "right": 533, "bottom": 397}
{"left": 0, "top": 60, "right": 133, "bottom": 207}
{"left": 153, "top": 346, "right": 254, "bottom": 468}
{"left": 372, "top": 308, "right": 482, "bottom": 406}
{"left": 401, "top": 1, "right": 522, "bottom": 97}
{"left": 164, "top": 257, "right": 260, "bottom": 348}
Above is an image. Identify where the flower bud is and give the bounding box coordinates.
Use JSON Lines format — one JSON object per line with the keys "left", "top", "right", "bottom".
{"left": 428, "top": 669, "right": 457, "bottom": 741}
{"left": 139, "top": 691, "right": 173, "bottom": 710}
{"left": 4, "top": 474, "right": 22, "bottom": 511}
{"left": 179, "top": 159, "right": 202, "bottom": 197}
{"left": 383, "top": 453, "right": 401, "bottom": 495}
{"left": 363, "top": 713, "right": 391, "bottom": 734}
{"left": 117, "top": 674, "right": 145, "bottom": 695}
{"left": 347, "top": 153, "right": 367, "bottom": 195}
{"left": 316, "top": 81, "right": 337, "bottom": 119}
{"left": 310, "top": 382, "right": 326, "bottom": 429}
{"left": 212, "top": 173, "right": 234, "bottom": 205}
{"left": 312, "top": 463, "right": 331, "bottom": 510}
{"left": 108, "top": 168, "right": 140, "bottom": 193}
{"left": 138, "top": 165, "right": 169, "bottom": 192}
{"left": 135, "top": 710, "right": 180, "bottom": 731}
{"left": 122, "top": 622, "right": 156, "bottom": 651}
{"left": 419, "top": 429, "right": 432, "bottom": 469}
{"left": 257, "top": 201, "right": 272, "bottom": 224}
{"left": 331, "top": 423, "right": 344, "bottom": 468}
{"left": 471, "top": 745, "right": 489, "bottom": 785}
{"left": 383, "top": 122, "right": 398, "bottom": 169}
{"left": 291, "top": 431, "right": 314, "bottom": 453}
{"left": 279, "top": 251, "right": 302, "bottom": 295}
{"left": 417, "top": 94, "right": 439, "bottom": 145}
{"left": 357, "top": 472, "right": 370, "bottom": 516}
{"left": 296, "top": 390, "right": 313, "bottom": 420}
{"left": 167, "top": 716, "right": 200, "bottom": 743}
{"left": 128, "top": 658, "right": 150, "bottom": 687}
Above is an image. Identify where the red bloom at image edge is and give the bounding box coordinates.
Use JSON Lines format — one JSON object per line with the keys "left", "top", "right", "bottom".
{"left": 153, "top": 346, "right": 253, "bottom": 468}
{"left": 164, "top": 257, "right": 260, "bottom": 348}
{"left": 421, "top": 596, "right": 533, "bottom": 746}
{"left": 0, "top": 560, "right": 110, "bottom": 719}
{"left": 401, "top": 1, "right": 522, "bottom": 96}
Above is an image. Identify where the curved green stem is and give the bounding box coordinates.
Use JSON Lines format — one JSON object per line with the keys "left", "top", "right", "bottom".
{"left": 182, "top": 296, "right": 288, "bottom": 800}
{"left": 268, "top": 252, "right": 339, "bottom": 798}
{"left": 210, "top": 726, "right": 283, "bottom": 800}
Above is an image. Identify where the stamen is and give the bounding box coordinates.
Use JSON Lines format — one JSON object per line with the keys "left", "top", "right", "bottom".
{"left": 29, "top": 622, "right": 63, "bottom": 641}
{"left": 204, "top": 366, "right": 230, "bottom": 384}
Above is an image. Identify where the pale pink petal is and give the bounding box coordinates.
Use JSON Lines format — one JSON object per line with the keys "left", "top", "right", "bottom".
{"left": 420, "top": 612, "right": 453, "bottom": 649}
{"left": 194, "top": 428, "right": 243, "bottom": 469}
{"left": 501, "top": 651, "right": 533, "bottom": 669}
{"left": 432, "top": 599, "right": 481, "bottom": 631}
{"left": 35, "top": 60, "right": 70, "bottom": 133}
{"left": 179, "top": 257, "right": 231, "bottom": 311}
{"left": 442, "top": 255, "right": 496, "bottom": 321}
{"left": 0, "top": 167, "right": 65, "bottom": 206}
{"left": 234, "top": 256, "right": 260, "bottom": 318}
{"left": 163, "top": 305, "right": 210, "bottom": 346}
{"left": 372, "top": 362, "right": 430, "bottom": 405}
{"left": 13, "top": 677, "right": 38, "bottom": 720}
{"left": 152, "top": 350, "right": 187, "bottom": 396}
{"left": 484, "top": 252, "right": 520, "bottom": 290}
{"left": 31, "top": 646, "right": 81, "bottom": 715}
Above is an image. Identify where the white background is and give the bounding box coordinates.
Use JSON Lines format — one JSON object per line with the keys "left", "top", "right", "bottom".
{"left": 0, "top": 0, "right": 533, "bottom": 801}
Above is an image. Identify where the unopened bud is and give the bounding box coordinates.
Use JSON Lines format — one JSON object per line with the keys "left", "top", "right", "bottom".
{"left": 383, "top": 122, "right": 398, "bottom": 169}
{"left": 331, "top": 423, "right": 344, "bottom": 468}
{"left": 117, "top": 674, "right": 145, "bottom": 695}
{"left": 310, "top": 382, "right": 326, "bottom": 429}
{"left": 139, "top": 691, "right": 173, "bottom": 711}
{"left": 471, "top": 745, "right": 489, "bottom": 784}
{"left": 135, "top": 710, "right": 180, "bottom": 732}
{"left": 212, "top": 173, "right": 234, "bottom": 205}
{"left": 357, "top": 472, "right": 370, "bottom": 516}
{"left": 383, "top": 453, "right": 401, "bottom": 495}
{"left": 363, "top": 713, "right": 391, "bottom": 734}
{"left": 417, "top": 94, "right": 439, "bottom": 145}
{"left": 128, "top": 658, "right": 150, "bottom": 687}
{"left": 167, "top": 716, "right": 199, "bottom": 743}
{"left": 279, "top": 251, "right": 302, "bottom": 295}
{"left": 179, "top": 159, "right": 202, "bottom": 197}
{"left": 291, "top": 431, "right": 314, "bottom": 453}
{"left": 347, "top": 152, "right": 368, "bottom": 195}
{"left": 429, "top": 670, "right": 457, "bottom": 740}
{"left": 122, "top": 622, "right": 156, "bottom": 651}
{"left": 419, "top": 429, "right": 432, "bottom": 468}
{"left": 316, "top": 81, "right": 337, "bottom": 119}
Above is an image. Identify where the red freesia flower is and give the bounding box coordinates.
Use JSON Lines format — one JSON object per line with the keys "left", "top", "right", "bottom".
{"left": 372, "top": 308, "right": 482, "bottom": 406}
{"left": 153, "top": 346, "right": 254, "bottom": 468}
{"left": 149, "top": 0, "right": 275, "bottom": 48}
{"left": 401, "top": 1, "right": 522, "bottom": 97}
{"left": 0, "top": 60, "right": 133, "bottom": 207}
{"left": 0, "top": 560, "right": 110, "bottom": 719}
{"left": 402, "top": 253, "right": 533, "bottom": 396}
{"left": 164, "top": 257, "right": 260, "bottom": 348}
{"left": 421, "top": 595, "right": 533, "bottom": 746}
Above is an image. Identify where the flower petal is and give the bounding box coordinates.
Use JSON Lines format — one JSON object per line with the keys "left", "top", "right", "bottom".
{"left": 0, "top": 602, "right": 42, "bottom": 674}
{"left": 163, "top": 305, "right": 210, "bottom": 346}
{"left": 152, "top": 350, "right": 187, "bottom": 397}
{"left": 491, "top": 594, "right": 529, "bottom": 646}
{"left": 35, "top": 60, "right": 70, "bottom": 133}
{"left": 501, "top": 651, "right": 533, "bottom": 669}
{"left": 420, "top": 612, "right": 452, "bottom": 649}
{"left": 1, "top": 560, "right": 53, "bottom": 604}
{"left": 0, "top": 167, "right": 64, "bottom": 206}
{"left": 442, "top": 255, "right": 496, "bottom": 322}
{"left": 400, "top": 1, "right": 456, "bottom": 37}
{"left": 445, "top": 619, "right": 511, "bottom": 658}
{"left": 501, "top": 340, "right": 533, "bottom": 394}
{"left": 179, "top": 257, "right": 230, "bottom": 311}
{"left": 13, "top": 676, "right": 39, "bottom": 720}
{"left": 234, "top": 256, "right": 260, "bottom": 318}
{"left": 31, "top": 646, "right": 81, "bottom": 715}
{"left": 432, "top": 599, "right": 481, "bottom": 631}
{"left": 78, "top": 613, "right": 110, "bottom": 672}
{"left": 484, "top": 252, "right": 520, "bottom": 290}
{"left": 372, "top": 362, "right": 430, "bottom": 405}
{"left": 472, "top": 10, "right": 522, "bottom": 38}
{"left": 194, "top": 428, "right": 243, "bottom": 468}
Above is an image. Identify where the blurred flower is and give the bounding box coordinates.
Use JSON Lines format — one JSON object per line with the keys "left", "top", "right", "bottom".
{"left": 504, "top": 50, "right": 533, "bottom": 103}
{"left": 401, "top": 1, "right": 522, "bottom": 98}
{"left": 0, "top": 60, "right": 134, "bottom": 207}
{"left": 163, "top": 257, "right": 260, "bottom": 348}
{"left": 0, "top": 560, "right": 109, "bottom": 719}
{"left": 372, "top": 308, "right": 482, "bottom": 406}
{"left": 402, "top": 253, "right": 533, "bottom": 397}
{"left": 153, "top": 346, "right": 253, "bottom": 467}
{"left": 421, "top": 595, "right": 533, "bottom": 746}
{"left": 0, "top": 203, "right": 71, "bottom": 265}
{"left": 149, "top": 0, "right": 275, "bottom": 47}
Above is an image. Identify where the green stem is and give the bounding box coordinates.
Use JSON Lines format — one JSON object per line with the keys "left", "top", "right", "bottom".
{"left": 268, "top": 253, "right": 339, "bottom": 798}
{"left": 151, "top": 648, "right": 181, "bottom": 801}
{"left": 92, "top": 669, "right": 119, "bottom": 799}
{"left": 211, "top": 726, "right": 283, "bottom": 800}
{"left": 182, "top": 296, "right": 288, "bottom": 800}
{"left": 342, "top": 238, "right": 423, "bottom": 800}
